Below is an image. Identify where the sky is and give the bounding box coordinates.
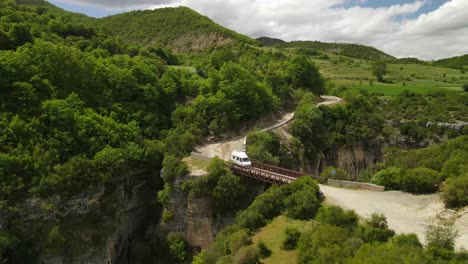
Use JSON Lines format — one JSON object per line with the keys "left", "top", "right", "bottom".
{"left": 47, "top": 0, "right": 468, "bottom": 60}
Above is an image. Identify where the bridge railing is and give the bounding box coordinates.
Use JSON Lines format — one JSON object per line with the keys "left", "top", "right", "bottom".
{"left": 251, "top": 161, "right": 307, "bottom": 179}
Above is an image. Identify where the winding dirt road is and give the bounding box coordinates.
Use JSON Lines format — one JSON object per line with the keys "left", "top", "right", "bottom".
{"left": 195, "top": 96, "right": 342, "bottom": 160}
{"left": 192, "top": 95, "right": 468, "bottom": 250}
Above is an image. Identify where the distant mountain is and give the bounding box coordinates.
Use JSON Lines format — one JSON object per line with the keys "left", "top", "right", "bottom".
{"left": 98, "top": 7, "right": 257, "bottom": 52}
{"left": 276, "top": 40, "right": 394, "bottom": 61}
{"left": 256, "top": 37, "right": 286, "bottom": 47}
{"left": 433, "top": 54, "right": 468, "bottom": 69}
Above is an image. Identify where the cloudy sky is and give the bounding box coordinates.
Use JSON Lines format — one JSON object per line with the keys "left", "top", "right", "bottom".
{"left": 47, "top": 0, "right": 468, "bottom": 60}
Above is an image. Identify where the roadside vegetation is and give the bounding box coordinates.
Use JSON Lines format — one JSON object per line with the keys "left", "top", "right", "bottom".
{"left": 193, "top": 182, "right": 467, "bottom": 264}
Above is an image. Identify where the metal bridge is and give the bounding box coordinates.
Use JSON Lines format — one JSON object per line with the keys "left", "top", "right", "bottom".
{"left": 230, "top": 161, "right": 317, "bottom": 184}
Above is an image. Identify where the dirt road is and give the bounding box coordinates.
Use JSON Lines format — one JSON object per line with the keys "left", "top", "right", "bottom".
{"left": 320, "top": 184, "right": 468, "bottom": 250}
{"left": 196, "top": 96, "right": 341, "bottom": 160}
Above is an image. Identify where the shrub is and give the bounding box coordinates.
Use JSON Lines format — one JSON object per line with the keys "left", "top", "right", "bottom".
{"left": 320, "top": 166, "right": 347, "bottom": 180}
{"left": 257, "top": 240, "right": 271, "bottom": 259}
{"left": 167, "top": 232, "right": 187, "bottom": 262}
{"left": 47, "top": 226, "right": 65, "bottom": 253}
{"left": 162, "top": 155, "right": 188, "bottom": 183}
{"left": 401, "top": 167, "right": 441, "bottom": 193}
{"left": 371, "top": 167, "right": 403, "bottom": 190}
{"left": 228, "top": 230, "right": 251, "bottom": 254}
{"left": 316, "top": 205, "right": 358, "bottom": 230}
{"left": 236, "top": 209, "right": 266, "bottom": 231}
{"left": 282, "top": 227, "right": 301, "bottom": 250}
{"left": 463, "top": 84, "right": 468, "bottom": 92}
{"left": 232, "top": 246, "right": 260, "bottom": 264}
{"left": 360, "top": 213, "right": 395, "bottom": 243}
{"left": 441, "top": 173, "right": 468, "bottom": 208}
{"left": 426, "top": 220, "right": 458, "bottom": 251}
{"left": 213, "top": 174, "right": 245, "bottom": 212}
{"left": 157, "top": 183, "right": 172, "bottom": 206}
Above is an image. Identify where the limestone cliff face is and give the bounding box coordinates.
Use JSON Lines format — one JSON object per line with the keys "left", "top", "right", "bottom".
{"left": 322, "top": 144, "right": 383, "bottom": 179}
{"left": 4, "top": 171, "right": 159, "bottom": 264}
{"left": 159, "top": 175, "right": 223, "bottom": 251}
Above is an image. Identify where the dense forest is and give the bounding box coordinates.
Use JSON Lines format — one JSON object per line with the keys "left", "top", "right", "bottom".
{"left": 98, "top": 7, "right": 257, "bottom": 52}
{"left": 434, "top": 54, "right": 468, "bottom": 70}
{"left": 0, "top": 1, "right": 324, "bottom": 261}
{"left": 275, "top": 40, "right": 395, "bottom": 61}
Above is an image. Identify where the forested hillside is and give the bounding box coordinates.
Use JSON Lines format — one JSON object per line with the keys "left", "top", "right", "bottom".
{"left": 0, "top": 1, "right": 325, "bottom": 262}
{"left": 1, "top": 0, "right": 467, "bottom": 263}
{"left": 257, "top": 36, "right": 286, "bottom": 47}
{"left": 434, "top": 54, "right": 468, "bottom": 69}
{"left": 276, "top": 40, "right": 395, "bottom": 61}
{"left": 98, "top": 7, "right": 258, "bottom": 52}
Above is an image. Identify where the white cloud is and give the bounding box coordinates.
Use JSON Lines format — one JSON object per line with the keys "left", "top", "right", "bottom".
{"left": 54, "top": 0, "right": 468, "bottom": 60}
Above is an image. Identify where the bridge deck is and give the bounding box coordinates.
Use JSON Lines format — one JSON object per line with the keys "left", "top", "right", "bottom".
{"left": 230, "top": 161, "right": 318, "bottom": 184}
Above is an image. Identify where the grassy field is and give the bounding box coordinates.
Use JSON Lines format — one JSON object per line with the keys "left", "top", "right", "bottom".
{"left": 252, "top": 216, "right": 313, "bottom": 264}
{"left": 309, "top": 52, "right": 468, "bottom": 95}
{"left": 357, "top": 82, "right": 463, "bottom": 95}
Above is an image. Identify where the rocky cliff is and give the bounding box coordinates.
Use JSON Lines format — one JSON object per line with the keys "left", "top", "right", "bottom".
{"left": 3, "top": 171, "right": 160, "bottom": 264}
{"left": 322, "top": 143, "right": 383, "bottom": 180}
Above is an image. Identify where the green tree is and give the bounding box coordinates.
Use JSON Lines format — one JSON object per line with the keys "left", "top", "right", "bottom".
{"left": 287, "top": 56, "right": 325, "bottom": 94}
{"left": 316, "top": 205, "right": 358, "bottom": 230}
{"left": 401, "top": 167, "right": 441, "bottom": 193}
{"left": 371, "top": 167, "right": 403, "bottom": 190}
{"left": 320, "top": 166, "right": 348, "bottom": 181}
{"left": 213, "top": 174, "right": 245, "bottom": 212}
{"left": 47, "top": 226, "right": 65, "bottom": 253}
{"left": 257, "top": 240, "right": 271, "bottom": 259}
{"left": 441, "top": 173, "right": 468, "bottom": 208}
{"left": 360, "top": 213, "right": 395, "bottom": 243}
{"left": 371, "top": 60, "right": 388, "bottom": 82}
{"left": 167, "top": 232, "right": 187, "bottom": 262}
{"left": 282, "top": 227, "right": 301, "bottom": 250}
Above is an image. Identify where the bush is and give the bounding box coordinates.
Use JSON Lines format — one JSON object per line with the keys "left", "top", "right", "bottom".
{"left": 463, "top": 84, "right": 468, "bottom": 92}
{"left": 320, "top": 166, "right": 347, "bottom": 180}
{"left": 232, "top": 246, "right": 260, "bottom": 264}
{"left": 361, "top": 213, "right": 395, "bottom": 243}
{"left": 157, "top": 183, "right": 172, "bottom": 206}
{"left": 46, "top": 226, "right": 65, "bottom": 253}
{"left": 282, "top": 177, "right": 322, "bottom": 220}
{"left": 441, "top": 173, "right": 468, "bottom": 208}
{"left": 426, "top": 220, "right": 458, "bottom": 252}
{"left": 401, "top": 167, "right": 441, "bottom": 193}
{"left": 316, "top": 205, "right": 358, "bottom": 230}
{"left": 371, "top": 167, "right": 403, "bottom": 190}
{"left": 213, "top": 174, "right": 245, "bottom": 212}
{"left": 227, "top": 230, "right": 251, "bottom": 254}
{"left": 167, "top": 232, "right": 187, "bottom": 262}
{"left": 162, "top": 155, "right": 188, "bottom": 183}
{"left": 257, "top": 240, "right": 272, "bottom": 259}
{"left": 282, "top": 227, "right": 301, "bottom": 250}
{"left": 236, "top": 209, "right": 266, "bottom": 231}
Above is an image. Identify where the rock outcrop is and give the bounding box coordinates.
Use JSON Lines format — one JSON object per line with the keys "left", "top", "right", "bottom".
{"left": 5, "top": 171, "right": 159, "bottom": 264}
{"left": 322, "top": 144, "right": 383, "bottom": 179}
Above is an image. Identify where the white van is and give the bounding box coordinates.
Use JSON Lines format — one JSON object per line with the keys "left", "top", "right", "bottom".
{"left": 231, "top": 151, "right": 252, "bottom": 167}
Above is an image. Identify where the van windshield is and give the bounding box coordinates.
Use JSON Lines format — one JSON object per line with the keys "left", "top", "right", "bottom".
{"left": 241, "top": 158, "right": 250, "bottom": 162}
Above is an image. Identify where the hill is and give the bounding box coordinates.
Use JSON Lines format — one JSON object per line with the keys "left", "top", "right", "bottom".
{"left": 433, "top": 54, "right": 468, "bottom": 69}
{"left": 257, "top": 36, "right": 286, "bottom": 47}
{"left": 17, "top": 0, "right": 95, "bottom": 23}
{"left": 98, "top": 7, "right": 257, "bottom": 52}
{"left": 277, "top": 40, "right": 394, "bottom": 61}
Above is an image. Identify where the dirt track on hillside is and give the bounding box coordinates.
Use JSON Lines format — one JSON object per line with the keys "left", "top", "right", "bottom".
{"left": 196, "top": 96, "right": 341, "bottom": 160}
